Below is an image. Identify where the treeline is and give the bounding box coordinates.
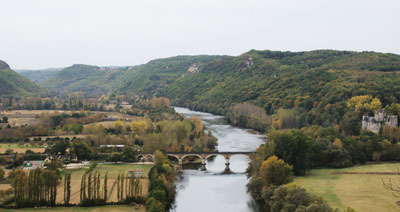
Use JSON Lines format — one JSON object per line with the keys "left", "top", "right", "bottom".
{"left": 248, "top": 127, "right": 400, "bottom": 179}
{"left": 226, "top": 103, "right": 271, "bottom": 132}
{"left": 7, "top": 167, "right": 144, "bottom": 208}
{"left": 0, "top": 112, "right": 103, "bottom": 142}
{"left": 246, "top": 155, "right": 339, "bottom": 211}
{"left": 79, "top": 171, "right": 107, "bottom": 206}
{"left": 124, "top": 97, "right": 181, "bottom": 122}
{"left": 115, "top": 172, "right": 143, "bottom": 204}
{"left": 12, "top": 168, "right": 58, "bottom": 207}
{"left": 146, "top": 151, "right": 176, "bottom": 212}
{"left": 0, "top": 95, "right": 107, "bottom": 111}
{"left": 85, "top": 116, "right": 216, "bottom": 154}
{"left": 140, "top": 117, "right": 217, "bottom": 152}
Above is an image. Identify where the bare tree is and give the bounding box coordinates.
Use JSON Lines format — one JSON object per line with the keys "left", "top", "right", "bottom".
{"left": 382, "top": 169, "right": 400, "bottom": 197}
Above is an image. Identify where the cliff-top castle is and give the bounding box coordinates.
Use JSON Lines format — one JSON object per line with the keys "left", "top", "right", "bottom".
{"left": 362, "top": 110, "right": 398, "bottom": 134}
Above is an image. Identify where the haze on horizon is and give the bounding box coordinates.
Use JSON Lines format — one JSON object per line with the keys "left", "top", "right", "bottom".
{"left": 1, "top": 0, "right": 399, "bottom": 69}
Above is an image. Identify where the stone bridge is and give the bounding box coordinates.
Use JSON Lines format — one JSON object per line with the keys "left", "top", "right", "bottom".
{"left": 137, "top": 152, "right": 254, "bottom": 171}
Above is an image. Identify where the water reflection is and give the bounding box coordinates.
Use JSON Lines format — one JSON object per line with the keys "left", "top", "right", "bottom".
{"left": 172, "top": 107, "right": 265, "bottom": 212}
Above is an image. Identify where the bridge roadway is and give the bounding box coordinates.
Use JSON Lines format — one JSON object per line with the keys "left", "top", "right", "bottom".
{"left": 137, "top": 151, "right": 254, "bottom": 171}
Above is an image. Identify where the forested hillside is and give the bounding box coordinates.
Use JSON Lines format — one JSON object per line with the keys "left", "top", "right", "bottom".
{"left": 163, "top": 50, "right": 400, "bottom": 131}
{"left": 20, "top": 68, "right": 62, "bottom": 83}
{"left": 115, "top": 55, "right": 224, "bottom": 98}
{"left": 40, "top": 56, "right": 222, "bottom": 96}
{"left": 41, "top": 64, "right": 129, "bottom": 95}
{"left": 0, "top": 60, "right": 43, "bottom": 96}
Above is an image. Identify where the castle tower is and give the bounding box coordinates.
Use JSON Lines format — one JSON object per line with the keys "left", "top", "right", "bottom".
{"left": 374, "top": 110, "right": 386, "bottom": 121}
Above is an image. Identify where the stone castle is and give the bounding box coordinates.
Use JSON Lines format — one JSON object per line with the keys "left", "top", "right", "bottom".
{"left": 362, "top": 110, "right": 398, "bottom": 134}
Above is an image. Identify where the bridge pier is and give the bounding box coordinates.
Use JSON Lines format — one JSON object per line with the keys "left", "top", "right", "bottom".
{"left": 223, "top": 154, "right": 231, "bottom": 173}
{"left": 178, "top": 159, "right": 183, "bottom": 170}
{"left": 201, "top": 158, "right": 207, "bottom": 171}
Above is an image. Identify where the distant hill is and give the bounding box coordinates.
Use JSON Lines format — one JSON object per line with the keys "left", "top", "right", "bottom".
{"left": 20, "top": 68, "right": 62, "bottom": 84}
{"left": 39, "top": 56, "right": 223, "bottom": 96}
{"left": 0, "top": 60, "right": 43, "bottom": 96}
{"left": 115, "top": 55, "right": 224, "bottom": 98}
{"left": 40, "top": 64, "right": 129, "bottom": 95}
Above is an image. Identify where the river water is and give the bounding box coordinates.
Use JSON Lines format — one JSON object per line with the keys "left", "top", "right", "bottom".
{"left": 172, "top": 107, "right": 266, "bottom": 212}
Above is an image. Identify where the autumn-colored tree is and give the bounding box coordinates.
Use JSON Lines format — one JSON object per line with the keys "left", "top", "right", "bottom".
{"left": 0, "top": 167, "right": 5, "bottom": 181}
{"left": 259, "top": 156, "right": 293, "bottom": 187}
{"left": 346, "top": 95, "right": 382, "bottom": 113}
{"left": 191, "top": 116, "right": 204, "bottom": 137}
{"left": 34, "top": 126, "right": 47, "bottom": 136}
{"left": 113, "top": 120, "right": 125, "bottom": 134}
{"left": 333, "top": 138, "right": 343, "bottom": 148}
{"left": 130, "top": 120, "right": 147, "bottom": 135}
{"left": 154, "top": 150, "right": 167, "bottom": 165}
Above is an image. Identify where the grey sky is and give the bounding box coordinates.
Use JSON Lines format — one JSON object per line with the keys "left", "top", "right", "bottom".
{"left": 1, "top": 0, "right": 399, "bottom": 69}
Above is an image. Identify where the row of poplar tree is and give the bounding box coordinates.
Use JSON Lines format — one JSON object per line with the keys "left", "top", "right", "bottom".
{"left": 13, "top": 169, "right": 143, "bottom": 207}
{"left": 13, "top": 169, "right": 58, "bottom": 207}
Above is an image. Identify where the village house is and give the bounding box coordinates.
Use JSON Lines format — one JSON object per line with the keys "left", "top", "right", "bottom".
{"left": 362, "top": 110, "right": 398, "bottom": 134}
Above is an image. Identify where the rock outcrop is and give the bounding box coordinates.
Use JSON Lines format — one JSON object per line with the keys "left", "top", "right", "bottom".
{"left": 0, "top": 60, "right": 10, "bottom": 69}
{"left": 187, "top": 64, "right": 200, "bottom": 74}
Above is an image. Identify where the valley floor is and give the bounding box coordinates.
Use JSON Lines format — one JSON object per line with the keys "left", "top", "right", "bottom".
{"left": 294, "top": 163, "right": 400, "bottom": 212}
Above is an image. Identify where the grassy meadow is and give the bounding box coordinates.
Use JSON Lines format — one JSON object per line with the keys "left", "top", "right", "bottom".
{"left": 294, "top": 163, "right": 400, "bottom": 212}
{"left": 0, "top": 143, "right": 46, "bottom": 154}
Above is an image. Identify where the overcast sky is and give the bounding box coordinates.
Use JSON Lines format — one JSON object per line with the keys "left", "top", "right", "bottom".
{"left": 1, "top": 0, "right": 399, "bottom": 69}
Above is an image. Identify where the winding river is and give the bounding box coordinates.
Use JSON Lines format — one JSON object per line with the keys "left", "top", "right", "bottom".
{"left": 173, "top": 107, "right": 266, "bottom": 212}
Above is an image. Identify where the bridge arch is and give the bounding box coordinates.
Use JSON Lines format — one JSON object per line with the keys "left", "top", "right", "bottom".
{"left": 181, "top": 154, "right": 202, "bottom": 162}
{"left": 205, "top": 154, "right": 219, "bottom": 160}
{"left": 137, "top": 154, "right": 154, "bottom": 162}
{"left": 137, "top": 154, "right": 144, "bottom": 161}
{"left": 167, "top": 154, "right": 180, "bottom": 162}
{"left": 145, "top": 154, "right": 154, "bottom": 162}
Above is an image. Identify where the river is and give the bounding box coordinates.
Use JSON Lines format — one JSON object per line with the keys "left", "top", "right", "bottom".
{"left": 172, "top": 107, "right": 266, "bottom": 212}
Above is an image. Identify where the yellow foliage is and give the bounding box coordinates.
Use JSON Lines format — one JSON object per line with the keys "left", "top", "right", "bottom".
{"left": 259, "top": 155, "right": 293, "bottom": 186}
{"left": 191, "top": 116, "right": 204, "bottom": 136}
{"left": 130, "top": 121, "right": 147, "bottom": 135}
{"left": 346, "top": 95, "right": 381, "bottom": 113}
{"left": 272, "top": 119, "right": 281, "bottom": 129}
{"left": 333, "top": 138, "right": 343, "bottom": 148}
{"left": 113, "top": 120, "right": 124, "bottom": 128}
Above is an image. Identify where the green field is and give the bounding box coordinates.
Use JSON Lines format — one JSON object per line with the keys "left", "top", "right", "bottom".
{"left": 66, "top": 163, "right": 153, "bottom": 179}
{"left": 294, "top": 163, "right": 400, "bottom": 212}
{"left": 1, "top": 205, "right": 144, "bottom": 212}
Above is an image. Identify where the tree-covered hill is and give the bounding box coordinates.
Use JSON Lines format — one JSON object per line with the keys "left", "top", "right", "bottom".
{"left": 0, "top": 60, "right": 43, "bottom": 96}
{"left": 20, "top": 68, "right": 62, "bottom": 84}
{"left": 40, "top": 64, "right": 129, "bottom": 95}
{"left": 116, "top": 55, "right": 224, "bottom": 98}
{"left": 39, "top": 56, "right": 223, "bottom": 96}
{"left": 162, "top": 50, "right": 400, "bottom": 129}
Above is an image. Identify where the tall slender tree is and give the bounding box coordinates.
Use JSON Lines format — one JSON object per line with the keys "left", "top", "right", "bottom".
{"left": 104, "top": 172, "right": 108, "bottom": 201}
